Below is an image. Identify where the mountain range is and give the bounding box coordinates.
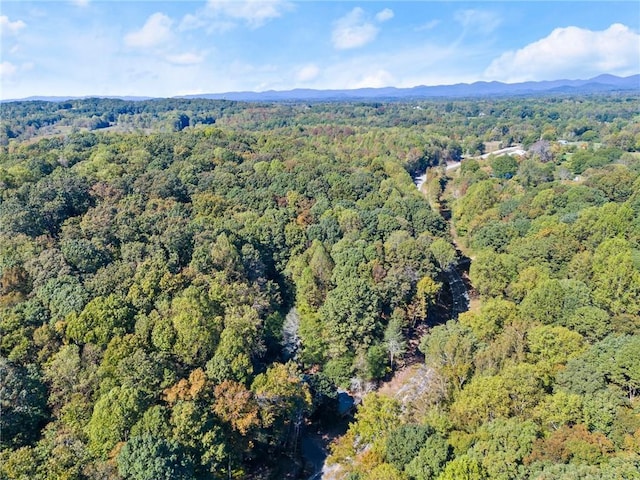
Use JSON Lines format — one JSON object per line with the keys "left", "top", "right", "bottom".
{"left": 9, "top": 74, "right": 640, "bottom": 103}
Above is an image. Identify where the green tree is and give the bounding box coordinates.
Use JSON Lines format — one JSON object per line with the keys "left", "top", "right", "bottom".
{"left": 450, "top": 375, "right": 510, "bottom": 430}
{"left": 429, "top": 239, "right": 457, "bottom": 271}
{"left": 320, "top": 275, "right": 381, "bottom": 357}
{"left": 453, "top": 180, "right": 498, "bottom": 235}
{"left": 518, "top": 157, "right": 553, "bottom": 186}
{"left": 527, "top": 325, "right": 585, "bottom": 366}
{"left": 472, "top": 418, "right": 539, "bottom": 480}
{"left": 438, "top": 454, "right": 487, "bottom": 480}
{"left": 507, "top": 266, "right": 549, "bottom": 303}
{"left": 251, "top": 362, "right": 312, "bottom": 447}
{"left": 350, "top": 393, "right": 402, "bottom": 446}
{"left": 500, "top": 362, "right": 549, "bottom": 416}
{"left": 458, "top": 298, "right": 517, "bottom": 342}
{"left": 469, "top": 251, "right": 518, "bottom": 298}
{"left": 36, "top": 275, "right": 88, "bottom": 322}
{"left": 592, "top": 238, "right": 640, "bottom": 316}
{"left": 365, "top": 463, "right": 405, "bottom": 480}
{"left": 0, "top": 359, "right": 48, "bottom": 449}
{"left": 117, "top": 435, "right": 195, "bottom": 480}
{"left": 533, "top": 390, "right": 584, "bottom": 431}
{"left": 420, "top": 321, "right": 476, "bottom": 394}
{"left": 565, "top": 306, "right": 612, "bottom": 343}
{"left": 207, "top": 306, "right": 263, "bottom": 384}
{"left": 609, "top": 335, "right": 640, "bottom": 400}
{"left": 296, "top": 306, "right": 327, "bottom": 365}
{"left": 519, "top": 279, "right": 591, "bottom": 326}
{"left": 413, "top": 275, "right": 442, "bottom": 323}
{"left": 65, "top": 293, "right": 133, "bottom": 347}
{"left": 168, "top": 400, "right": 227, "bottom": 476}
{"left": 60, "top": 238, "right": 109, "bottom": 274}
{"left": 385, "top": 424, "right": 434, "bottom": 470}
{"left": 43, "top": 343, "right": 96, "bottom": 412}
{"left": 404, "top": 435, "right": 451, "bottom": 480}
{"left": 491, "top": 155, "right": 518, "bottom": 179}
{"left": 86, "top": 386, "right": 148, "bottom": 457}
{"left": 0, "top": 446, "right": 41, "bottom": 480}
{"left": 171, "top": 285, "right": 224, "bottom": 366}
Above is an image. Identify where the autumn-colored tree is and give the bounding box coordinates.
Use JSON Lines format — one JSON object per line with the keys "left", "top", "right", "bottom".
{"left": 213, "top": 380, "right": 260, "bottom": 435}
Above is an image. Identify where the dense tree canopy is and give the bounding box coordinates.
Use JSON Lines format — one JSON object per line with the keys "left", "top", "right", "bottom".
{"left": 1, "top": 92, "right": 639, "bottom": 478}
{"left": 321, "top": 93, "right": 640, "bottom": 479}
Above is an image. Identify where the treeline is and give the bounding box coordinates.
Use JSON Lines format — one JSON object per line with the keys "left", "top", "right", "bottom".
{"left": 327, "top": 122, "right": 640, "bottom": 478}
{"left": 0, "top": 98, "right": 237, "bottom": 141}
{"left": 2, "top": 94, "right": 639, "bottom": 153}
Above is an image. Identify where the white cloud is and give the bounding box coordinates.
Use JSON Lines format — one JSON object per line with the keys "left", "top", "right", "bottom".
{"left": 353, "top": 69, "right": 395, "bottom": 88}
{"left": 70, "top": 0, "right": 90, "bottom": 7}
{"left": 165, "top": 52, "right": 206, "bottom": 65}
{"left": 332, "top": 7, "right": 379, "bottom": 50}
{"left": 455, "top": 9, "right": 501, "bottom": 34}
{"left": 295, "top": 64, "right": 320, "bottom": 82}
{"left": 485, "top": 23, "right": 640, "bottom": 82}
{"left": 1, "top": 15, "right": 27, "bottom": 36}
{"left": 205, "top": 0, "right": 292, "bottom": 29}
{"left": 124, "top": 12, "right": 173, "bottom": 49}
{"left": 416, "top": 19, "right": 440, "bottom": 32}
{"left": 0, "top": 61, "right": 18, "bottom": 78}
{"left": 376, "top": 8, "right": 394, "bottom": 23}
{"left": 179, "top": 13, "right": 206, "bottom": 31}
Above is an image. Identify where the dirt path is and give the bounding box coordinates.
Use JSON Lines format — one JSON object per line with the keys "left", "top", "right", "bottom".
{"left": 416, "top": 165, "right": 472, "bottom": 319}
{"left": 441, "top": 168, "right": 480, "bottom": 311}
{"left": 311, "top": 165, "right": 475, "bottom": 478}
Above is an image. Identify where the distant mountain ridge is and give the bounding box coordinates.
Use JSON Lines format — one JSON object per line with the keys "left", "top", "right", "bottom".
{"left": 5, "top": 95, "right": 154, "bottom": 103}
{"left": 6, "top": 74, "right": 639, "bottom": 103}
{"left": 181, "top": 74, "right": 639, "bottom": 101}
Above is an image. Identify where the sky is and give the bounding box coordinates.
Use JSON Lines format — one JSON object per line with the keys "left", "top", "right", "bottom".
{"left": 1, "top": 1, "right": 639, "bottom": 99}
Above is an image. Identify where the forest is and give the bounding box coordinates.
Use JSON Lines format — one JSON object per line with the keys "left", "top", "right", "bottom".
{"left": 0, "top": 92, "right": 639, "bottom": 479}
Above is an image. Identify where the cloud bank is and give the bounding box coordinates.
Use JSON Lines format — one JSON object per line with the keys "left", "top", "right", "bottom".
{"left": 485, "top": 23, "right": 640, "bottom": 82}
{"left": 206, "top": 0, "right": 291, "bottom": 28}
{"left": 181, "top": 0, "right": 292, "bottom": 31}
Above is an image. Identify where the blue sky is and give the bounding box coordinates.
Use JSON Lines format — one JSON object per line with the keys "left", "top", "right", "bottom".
{"left": 1, "top": 1, "right": 639, "bottom": 99}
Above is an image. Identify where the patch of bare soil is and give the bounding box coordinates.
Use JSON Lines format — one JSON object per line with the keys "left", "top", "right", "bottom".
{"left": 378, "top": 362, "right": 437, "bottom": 417}
{"left": 378, "top": 363, "right": 425, "bottom": 397}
